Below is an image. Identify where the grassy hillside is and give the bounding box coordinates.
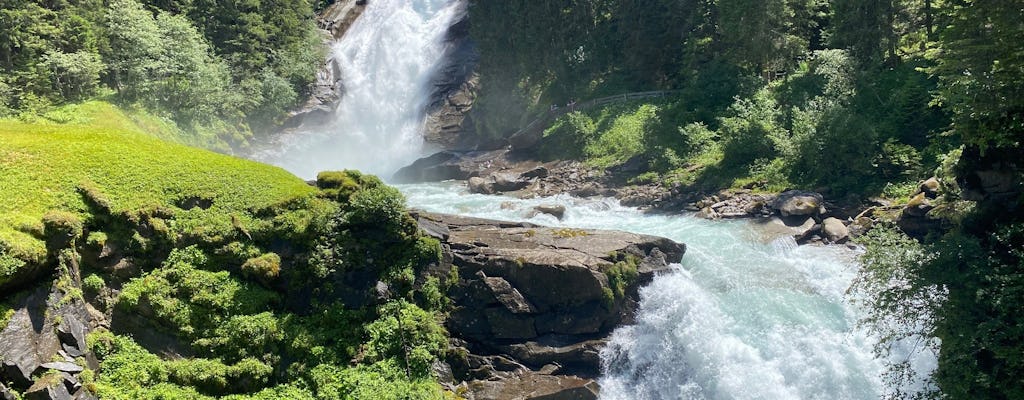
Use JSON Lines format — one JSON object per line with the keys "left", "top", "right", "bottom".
{"left": 0, "top": 101, "right": 454, "bottom": 399}
{"left": 0, "top": 101, "right": 314, "bottom": 268}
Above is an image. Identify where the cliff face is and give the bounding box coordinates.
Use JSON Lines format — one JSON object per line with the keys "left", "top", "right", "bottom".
{"left": 421, "top": 13, "right": 481, "bottom": 150}
{"left": 281, "top": 0, "right": 368, "bottom": 129}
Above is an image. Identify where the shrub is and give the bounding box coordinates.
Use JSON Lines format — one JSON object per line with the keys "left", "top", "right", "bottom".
{"left": 83, "top": 274, "right": 105, "bottom": 295}
{"left": 364, "top": 301, "right": 447, "bottom": 377}
{"left": 346, "top": 185, "right": 411, "bottom": 235}
{"left": 242, "top": 253, "right": 282, "bottom": 282}
{"left": 316, "top": 170, "right": 363, "bottom": 201}
{"left": 718, "top": 90, "right": 784, "bottom": 168}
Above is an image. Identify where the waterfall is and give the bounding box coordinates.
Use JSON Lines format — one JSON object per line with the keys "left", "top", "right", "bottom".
{"left": 261, "top": 0, "right": 465, "bottom": 179}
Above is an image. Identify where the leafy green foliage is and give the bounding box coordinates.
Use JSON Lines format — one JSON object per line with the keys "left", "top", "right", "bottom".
{"left": 364, "top": 301, "right": 448, "bottom": 377}
{"left": 308, "top": 360, "right": 448, "bottom": 400}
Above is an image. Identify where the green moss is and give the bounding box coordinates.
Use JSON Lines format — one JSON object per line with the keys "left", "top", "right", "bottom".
{"left": 241, "top": 253, "right": 282, "bottom": 282}
{"left": 603, "top": 252, "right": 640, "bottom": 302}
{"left": 552, "top": 228, "right": 588, "bottom": 238}
{"left": 42, "top": 210, "right": 84, "bottom": 240}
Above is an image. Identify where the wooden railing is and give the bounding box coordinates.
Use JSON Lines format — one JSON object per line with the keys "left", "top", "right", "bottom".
{"left": 507, "top": 90, "right": 681, "bottom": 150}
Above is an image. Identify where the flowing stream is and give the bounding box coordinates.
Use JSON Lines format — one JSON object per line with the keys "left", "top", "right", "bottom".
{"left": 259, "top": 0, "right": 464, "bottom": 179}
{"left": 259, "top": 0, "right": 935, "bottom": 397}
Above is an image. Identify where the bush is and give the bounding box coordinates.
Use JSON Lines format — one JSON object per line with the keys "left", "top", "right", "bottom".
{"left": 346, "top": 185, "right": 411, "bottom": 236}
{"left": 242, "top": 253, "right": 281, "bottom": 282}
{"left": 364, "top": 301, "right": 447, "bottom": 377}
{"left": 308, "top": 360, "right": 447, "bottom": 400}
{"left": 83, "top": 274, "right": 105, "bottom": 295}
{"left": 316, "top": 170, "right": 365, "bottom": 201}
{"left": 718, "top": 90, "right": 785, "bottom": 168}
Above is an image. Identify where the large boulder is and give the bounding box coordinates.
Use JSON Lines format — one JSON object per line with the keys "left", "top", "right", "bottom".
{"left": 413, "top": 212, "right": 684, "bottom": 399}
{"left": 392, "top": 151, "right": 478, "bottom": 183}
{"left": 415, "top": 212, "right": 682, "bottom": 358}
{"left": 771, "top": 190, "right": 825, "bottom": 217}
{"left": 531, "top": 205, "right": 566, "bottom": 220}
{"left": 821, "top": 217, "right": 850, "bottom": 243}
{"left": 468, "top": 176, "right": 495, "bottom": 194}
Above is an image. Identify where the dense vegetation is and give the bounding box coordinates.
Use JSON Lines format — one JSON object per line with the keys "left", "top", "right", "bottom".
{"left": 0, "top": 0, "right": 324, "bottom": 152}
{"left": 469, "top": 0, "right": 1022, "bottom": 398}
{"left": 0, "top": 103, "right": 458, "bottom": 398}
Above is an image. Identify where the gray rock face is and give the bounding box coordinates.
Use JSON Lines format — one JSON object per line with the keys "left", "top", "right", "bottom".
{"left": 423, "top": 12, "right": 481, "bottom": 150}
{"left": 24, "top": 379, "right": 71, "bottom": 400}
{"left": 1, "top": 284, "right": 99, "bottom": 394}
{"left": 771, "top": 190, "right": 825, "bottom": 217}
{"left": 414, "top": 212, "right": 684, "bottom": 398}
{"left": 0, "top": 289, "right": 61, "bottom": 388}
{"left": 468, "top": 176, "right": 495, "bottom": 195}
{"left": 468, "top": 374, "right": 600, "bottom": 400}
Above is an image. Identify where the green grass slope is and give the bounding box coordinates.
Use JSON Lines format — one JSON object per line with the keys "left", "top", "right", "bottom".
{"left": 0, "top": 101, "right": 315, "bottom": 277}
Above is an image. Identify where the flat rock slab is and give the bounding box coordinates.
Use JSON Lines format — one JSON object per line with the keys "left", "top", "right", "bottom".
{"left": 469, "top": 373, "right": 599, "bottom": 400}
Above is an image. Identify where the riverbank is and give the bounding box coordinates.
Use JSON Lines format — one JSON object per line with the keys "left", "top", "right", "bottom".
{"left": 394, "top": 147, "right": 951, "bottom": 248}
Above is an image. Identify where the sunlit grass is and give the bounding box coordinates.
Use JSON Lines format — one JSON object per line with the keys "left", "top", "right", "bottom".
{"left": 0, "top": 101, "right": 314, "bottom": 264}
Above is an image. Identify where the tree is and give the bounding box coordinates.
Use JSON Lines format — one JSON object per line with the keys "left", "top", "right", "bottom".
{"left": 928, "top": 0, "right": 1024, "bottom": 152}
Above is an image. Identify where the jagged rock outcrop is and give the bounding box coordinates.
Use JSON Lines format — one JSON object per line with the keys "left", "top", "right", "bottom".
{"left": 0, "top": 283, "right": 102, "bottom": 399}
{"left": 413, "top": 212, "right": 685, "bottom": 399}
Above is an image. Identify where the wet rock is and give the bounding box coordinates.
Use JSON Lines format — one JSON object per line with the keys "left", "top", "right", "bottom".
{"left": 392, "top": 151, "right": 478, "bottom": 183}
{"left": 821, "top": 217, "right": 850, "bottom": 243}
{"left": 772, "top": 190, "right": 825, "bottom": 217}
{"left": 531, "top": 205, "right": 566, "bottom": 220}
{"left": 280, "top": 0, "right": 367, "bottom": 130}
{"left": 414, "top": 212, "right": 683, "bottom": 394}
{"left": 468, "top": 176, "right": 495, "bottom": 195}
{"left": 423, "top": 10, "right": 480, "bottom": 149}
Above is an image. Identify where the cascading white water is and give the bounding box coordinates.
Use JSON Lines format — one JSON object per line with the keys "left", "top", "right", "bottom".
{"left": 398, "top": 181, "right": 938, "bottom": 399}
{"left": 260, "top": 0, "right": 465, "bottom": 179}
